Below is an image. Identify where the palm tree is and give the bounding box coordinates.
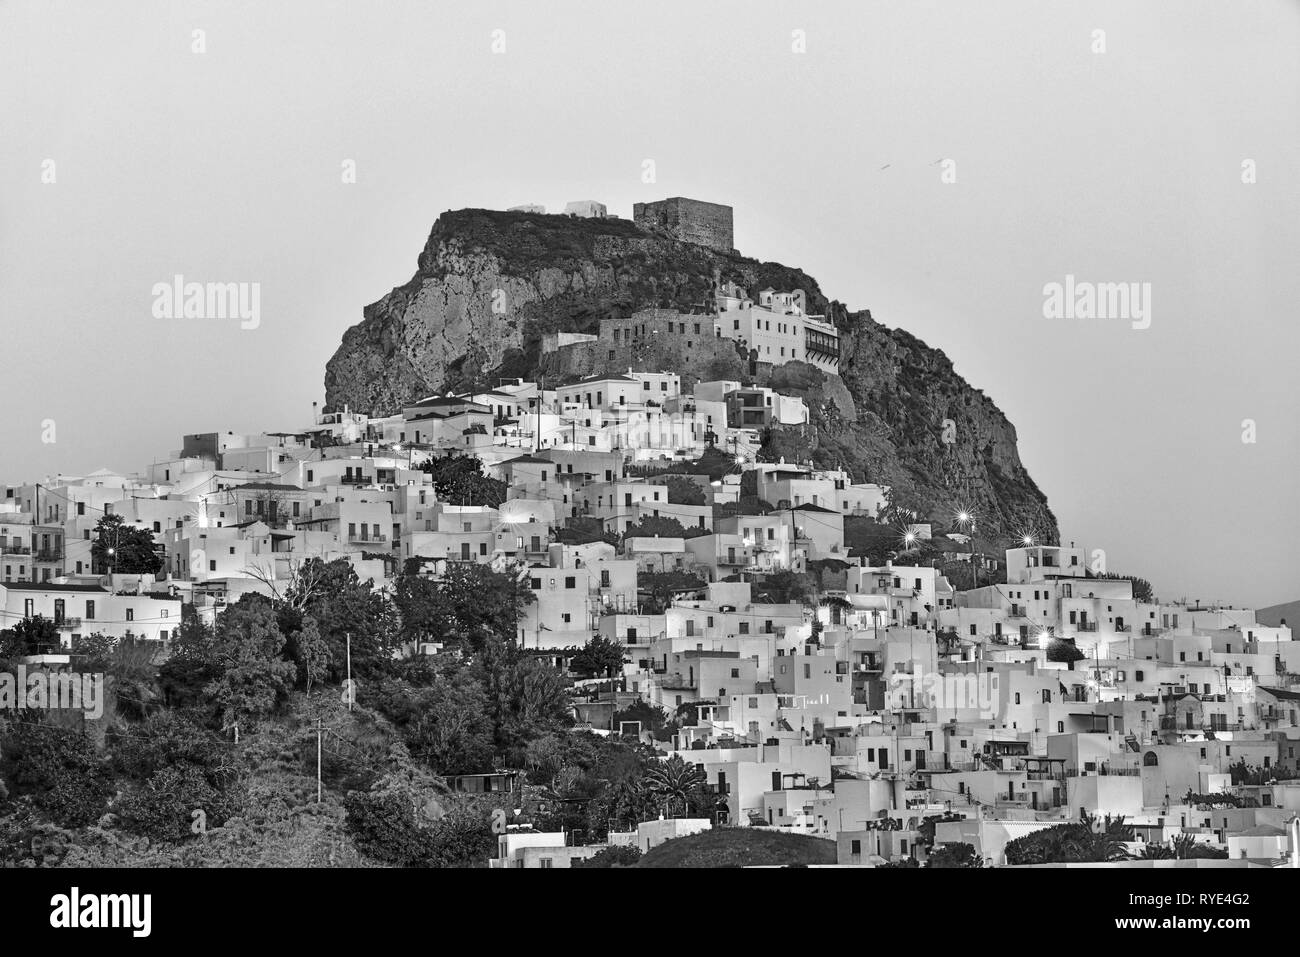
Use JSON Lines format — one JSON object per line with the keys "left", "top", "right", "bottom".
{"left": 1077, "top": 812, "right": 1133, "bottom": 862}
{"left": 643, "top": 754, "right": 707, "bottom": 818}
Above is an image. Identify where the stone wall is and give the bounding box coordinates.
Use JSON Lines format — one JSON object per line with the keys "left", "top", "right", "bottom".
{"left": 539, "top": 309, "right": 747, "bottom": 388}
{"left": 633, "top": 197, "right": 734, "bottom": 253}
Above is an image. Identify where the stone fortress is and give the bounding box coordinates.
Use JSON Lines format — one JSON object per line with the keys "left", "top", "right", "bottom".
{"left": 508, "top": 196, "right": 735, "bottom": 254}
{"left": 632, "top": 197, "right": 734, "bottom": 253}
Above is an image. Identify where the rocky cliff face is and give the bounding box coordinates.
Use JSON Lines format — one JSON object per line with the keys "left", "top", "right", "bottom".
{"left": 324, "top": 208, "right": 1057, "bottom": 542}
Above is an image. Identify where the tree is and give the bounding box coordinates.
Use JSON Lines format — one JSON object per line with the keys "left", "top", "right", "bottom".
{"left": 394, "top": 563, "right": 533, "bottom": 651}
{"left": 79, "top": 632, "right": 161, "bottom": 720}
{"left": 70, "top": 631, "right": 117, "bottom": 672}
{"left": 574, "top": 845, "right": 642, "bottom": 868}
{"left": 555, "top": 517, "right": 619, "bottom": 547}
{"left": 373, "top": 671, "right": 495, "bottom": 776}
{"left": 109, "top": 710, "right": 237, "bottom": 784}
{"left": 612, "top": 700, "right": 670, "bottom": 738}
{"left": 116, "top": 764, "right": 243, "bottom": 842}
{"left": 1003, "top": 813, "right": 1132, "bottom": 865}
{"left": 0, "top": 614, "right": 61, "bottom": 658}
{"left": 158, "top": 615, "right": 221, "bottom": 710}
{"left": 89, "top": 513, "right": 162, "bottom": 575}
{"left": 290, "top": 615, "right": 331, "bottom": 695}
{"left": 843, "top": 516, "right": 904, "bottom": 566}
{"left": 1, "top": 723, "right": 112, "bottom": 827}
{"left": 419, "top": 454, "right": 506, "bottom": 507}
{"left": 204, "top": 601, "right": 296, "bottom": 735}
{"left": 622, "top": 515, "right": 708, "bottom": 540}
{"left": 926, "top": 842, "right": 984, "bottom": 868}
{"left": 638, "top": 570, "right": 707, "bottom": 614}
{"left": 568, "top": 635, "right": 626, "bottom": 679}
{"left": 1046, "top": 637, "right": 1086, "bottom": 664}
{"left": 753, "top": 569, "right": 815, "bottom": 605}
{"left": 473, "top": 638, "right": 572, "bottom": 749}
{"left": 344, "top": 790, "right": 494, "bottom": 868}
{"left": 642, "top": 754, "right": 707, "bottom": 818}
{"left": 285, "top": 558, "right": 400, "bottom": 679}
{"left": 665, "top": 475, "right": 706, "bottom": 506}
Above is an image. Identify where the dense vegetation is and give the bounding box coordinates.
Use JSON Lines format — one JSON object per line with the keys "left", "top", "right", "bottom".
{"left": 636, "top": 828, "right": 837, "bottom": 868}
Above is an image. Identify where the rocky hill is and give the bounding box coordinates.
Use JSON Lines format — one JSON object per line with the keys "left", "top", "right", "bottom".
{"left": 324, "top": 208, "right": 1057, "bottom": 543}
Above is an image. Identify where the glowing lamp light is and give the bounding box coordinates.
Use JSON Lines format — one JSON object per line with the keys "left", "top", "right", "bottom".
{"left": 957, "top": 511, "right": 970, "bottom": 524}
{"left": 904, "top": 532, "right": 917, "bottom": 545}
{"left": 1036, "top": 630, "right": 1052, "bottom": 649}
{"left": 1022, "top": 535, "right": 1034, "bottom": 546}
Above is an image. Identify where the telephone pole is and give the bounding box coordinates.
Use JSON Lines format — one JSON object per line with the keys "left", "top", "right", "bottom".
{"left": 316, "top": 718, "right": 323, "bottom": 802}
{"left": 346, "top": 632, "right": 353, "bottom": 711}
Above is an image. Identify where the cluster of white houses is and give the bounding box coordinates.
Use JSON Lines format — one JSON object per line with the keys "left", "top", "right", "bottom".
{"left": 3, "top": 323, "right": 1298, "bottom": 868}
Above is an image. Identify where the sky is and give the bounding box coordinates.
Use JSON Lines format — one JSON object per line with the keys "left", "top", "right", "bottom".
{"left": 1, "top": 1, "right": 1297, "bottom": 607}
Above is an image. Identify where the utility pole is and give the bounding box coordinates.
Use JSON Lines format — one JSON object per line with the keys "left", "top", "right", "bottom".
{"left": 316, "top": 718, "right": 323, "bottom": 803}
{"left": 346, "top": 632, "right": 353, "bottom": 710}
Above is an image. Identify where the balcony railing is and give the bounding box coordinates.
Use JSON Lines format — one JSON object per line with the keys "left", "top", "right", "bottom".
{"left": 54, "top": 617, "right": 82, "bottom": 630}
{"left": 0, "top": 544, "right": 31, "bottom": 555}
{"left": 1075, "top": 622, "right": 1098, "bottom": 632}
{"left": 347, "top": 533, "right": 387, "bottom": 544}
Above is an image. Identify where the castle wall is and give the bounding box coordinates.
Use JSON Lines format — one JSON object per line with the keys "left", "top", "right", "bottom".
{"left": 633, "top": 197, "right": 734, "bottom": 253}
{"left": 540, "top": 309, "right": 746, "bottom": 389}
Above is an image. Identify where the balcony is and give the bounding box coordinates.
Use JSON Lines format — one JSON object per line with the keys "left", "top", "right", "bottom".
{"left": 1, "top": 544, "right": 31, "bottom": 555}
{"left": 1075, "top": 621, "right": 1098, "bottom": 632}
{"left": 340, "top": 474, "right": 373, "bottom": 485}
{"left": 54, "top": 617, "right": 82, "bottom": 631}
{"left": 347, "top": 533, "right": 387, "bottom": 544}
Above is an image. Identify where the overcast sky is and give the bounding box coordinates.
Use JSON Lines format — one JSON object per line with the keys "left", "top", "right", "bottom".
{"left": 2, "top": 1, "right": 1296, "bottom": 607}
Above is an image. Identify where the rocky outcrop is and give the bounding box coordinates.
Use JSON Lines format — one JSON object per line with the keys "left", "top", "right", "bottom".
{"left": 324, "top": 208, "right": 1057, "bottom": 541}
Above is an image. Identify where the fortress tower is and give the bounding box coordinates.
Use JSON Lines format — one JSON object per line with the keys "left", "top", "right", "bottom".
{"left": 633, "top": 197, "right": 733, "bottom": 253}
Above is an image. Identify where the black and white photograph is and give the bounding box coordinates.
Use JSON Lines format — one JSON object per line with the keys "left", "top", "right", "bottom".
{"left": 0, "top": 0, "right": 1296, "bottom": 938}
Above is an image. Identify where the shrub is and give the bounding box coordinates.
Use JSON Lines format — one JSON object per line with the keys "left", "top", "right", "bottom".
{"left": 575, "top": 845, "right": 642, "bottom": 868}
{"left": 117, "top": 764, "right": 243, "bottom": 842}
{"left": 1, "top": 724, "right": 112, "bottom": 827}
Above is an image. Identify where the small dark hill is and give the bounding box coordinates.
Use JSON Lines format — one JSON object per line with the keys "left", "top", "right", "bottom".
{"left": 637, "top": 828, "right": 837, "bottom": 868}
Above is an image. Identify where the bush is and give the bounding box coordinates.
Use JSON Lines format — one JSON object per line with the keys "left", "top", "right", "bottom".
{"left": 345, "top": 791, "right": 494, "bottom": 868}
{"left": 575, "top": 844, "right": 642, "bottom": 868}
{"left": 110, "top": 710, "right": 235, "bottom": 783}
{"left": 117, "top": 764, "right": 243, "bottom": 842}
{"left": 1, "top": 724, "right": 112, "bottom": 827}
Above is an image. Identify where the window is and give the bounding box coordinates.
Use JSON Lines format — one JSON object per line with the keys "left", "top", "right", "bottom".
{"left": 539, "top": 858, "right": 552, "bottom": 869}
{"left": 125, "top": 609, "right": 134, "bottom": 622}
